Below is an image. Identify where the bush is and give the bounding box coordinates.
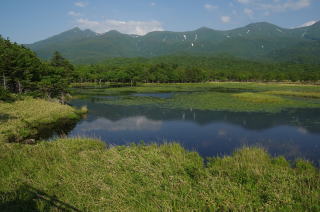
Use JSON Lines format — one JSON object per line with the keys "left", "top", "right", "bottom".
{"left": 0, "top": 88, "right": 14, "bottom": 102}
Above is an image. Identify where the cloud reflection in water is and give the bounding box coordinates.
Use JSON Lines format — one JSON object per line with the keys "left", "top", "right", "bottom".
{"left": 77, "top": 116, "right": 163, "bottom": 132}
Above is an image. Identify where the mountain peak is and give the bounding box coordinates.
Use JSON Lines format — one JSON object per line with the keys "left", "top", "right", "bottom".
{"left": 70, "top": 27, "right": 81, "bottom": 31}
{"left": 246, "top": 22, "right": 278, "bottom": 28}
{"left": 296, "top": 20, "right": 319, "bottom": 28}
{"left": 103, "top": 30, "right": 123, "bottom": 35}
{"left": 63, "top": 27, "right": 97, "bottom": 36}
{"left": 196, "top": 26, "right": 214, "bottom": 32}
{"left": 27, "top": 21, "right": 320, "bottom": 63}
{"left": 312, "top": 20, "right": 320, "bottom": 27}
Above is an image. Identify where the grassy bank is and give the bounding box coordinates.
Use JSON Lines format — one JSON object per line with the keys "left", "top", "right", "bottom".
{"left": 74, "top": 82, "right": 320, "bottom": 113}
{"left": 0, "top": 98, "right": 86, "bottom": 143}
{"left": 264, "top": 90, "right": 320, "bottom": 98}
{"left": 72, "top": 82, "right": 320, "bottom": 95}
{"left": 0, "top": 138, "right": 319, "bottom": 211}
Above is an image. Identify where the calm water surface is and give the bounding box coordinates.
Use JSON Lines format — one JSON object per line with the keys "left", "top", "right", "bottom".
{"left": 66, "top": 92, "right": 320, "bottom": 165}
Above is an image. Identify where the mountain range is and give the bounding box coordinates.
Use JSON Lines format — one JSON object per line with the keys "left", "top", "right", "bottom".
{"left": 26, "top": 21, "right": 320, "bottom": 64}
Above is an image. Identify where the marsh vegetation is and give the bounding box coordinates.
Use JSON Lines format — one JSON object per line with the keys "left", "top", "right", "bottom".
{"left": 0, "top": 98, "right": 85, "bottom": 143}
{"left": 72, "top": 82, "right": 320, "bottom": 112}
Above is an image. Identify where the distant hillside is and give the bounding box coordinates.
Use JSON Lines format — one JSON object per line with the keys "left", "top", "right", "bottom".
{"left": 26, "top": 21, "right": 320, "bottom": 64}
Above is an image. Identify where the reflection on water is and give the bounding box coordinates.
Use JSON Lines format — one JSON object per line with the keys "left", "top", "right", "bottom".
{"left": 66, "top": 98, "right": 320, "bottom": 165}
{"left": 75, "top": 116, "right": 162, "bottom": 132}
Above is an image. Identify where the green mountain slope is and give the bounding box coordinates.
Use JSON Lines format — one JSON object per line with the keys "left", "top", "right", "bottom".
{"left": 26, "top": 21, "right": 320, "bottom": 64}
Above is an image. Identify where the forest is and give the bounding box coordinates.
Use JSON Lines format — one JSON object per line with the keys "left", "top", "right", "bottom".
{"left": 0, "top": 36, "right": 73, "bottom": 100}
{"left": 1, "top": 36, "right": 320, "bottom": 102}
{"left": 74, "top": 56, "right": 320, "bottom": 84}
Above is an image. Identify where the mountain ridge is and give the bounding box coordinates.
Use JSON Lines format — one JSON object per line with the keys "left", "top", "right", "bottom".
{"left": 26, "top": 21, "right": 320, "bottom": 64}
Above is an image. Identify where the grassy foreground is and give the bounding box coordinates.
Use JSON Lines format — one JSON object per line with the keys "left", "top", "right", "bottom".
{"left": 0, "top": 98, "right": 86, "bottom": 143}
{"left": 0, "top": 138, "right": 319, "bottom": 211}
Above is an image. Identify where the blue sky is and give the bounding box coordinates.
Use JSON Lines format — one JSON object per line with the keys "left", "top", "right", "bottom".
{"left": 1, "top": 0, "right": 319, "bottom": 44}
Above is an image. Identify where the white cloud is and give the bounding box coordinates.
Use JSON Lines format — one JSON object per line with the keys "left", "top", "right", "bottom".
{"left": 244, "top": 8, "right": 254, "bottom": 17}
{"left": 236, "top": 0, "right": 311, "bottom": 12}
{"left": 68, "top": 11, "right": 81, "bottom": 17}
{"left": 150, "top": 2, "right": 156, "bottom": 6}
{"left": 260, "top": 0, "right": 311, "bottom": 11}
{"left": 76, "top": 18, "right": 164, "bottom": 35}
{"left": 74, "top": 1, "right": 87, "bottom": 7}
{"left": 284, "top": 0, "right": 311, "bottom": 10}
{"left": 296, "top": 20, "right": 317, "bottom": 28}
{"left": 77, "top": 18, "right": 100, "bottom": 29}
{"left": 237, "top": 0, "right": 251, "bottom": 3}
{"left": 204, "top": 4, "right": 218, "bottom": 10}
{"left": 221, "top": 16, "right": 231, "bottom": 23}
{"left": 297, "top": 127, "right": 308, "bottom": 134}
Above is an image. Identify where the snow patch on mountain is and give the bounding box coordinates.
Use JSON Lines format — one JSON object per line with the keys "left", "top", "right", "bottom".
{"left": 296, "top": 20, "right": 318, "bottom": 28}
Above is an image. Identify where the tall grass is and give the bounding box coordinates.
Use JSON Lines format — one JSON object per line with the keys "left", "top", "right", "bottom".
{"left": 72, "top": 82, "right": 320, "bottom": 97}
{"left": 0, "top": 98, "right": 85, "bottom": 143}
{"left": 0, "top": 138, "right": 319, "bottom": 211}
{"left": 100, "top": 91, "right": 319, "bottom": 113}
{"left": 233, "top": 92, "right": 285, "bottom": 103}
{"left": 264, "top": 90, "right": 320, "bottom": 98}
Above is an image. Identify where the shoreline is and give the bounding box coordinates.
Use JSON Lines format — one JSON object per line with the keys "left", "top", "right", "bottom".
{"left": 0, "top": 98, "right": 87, "bottom": 143}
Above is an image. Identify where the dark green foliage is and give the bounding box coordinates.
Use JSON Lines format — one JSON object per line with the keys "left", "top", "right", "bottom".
{"left": 50, "top": 51, "right": 74, "bottom": 71}
{"left": 0, "top": 36, "right": 42, "bottom": 94}
{"left": 268, "top": 41, "right": 320, "bottom": 64}
{"left": 72, "top": 56, "right": 320, "bottom": 83}
{"left": 0, "top": 36, "right": 74, "bottom": 99}
{"left": 26, "top": 21, "right": 320, "bottom": 64}
{"left": 0, "top": 87, "right": 13, "bottom": 101}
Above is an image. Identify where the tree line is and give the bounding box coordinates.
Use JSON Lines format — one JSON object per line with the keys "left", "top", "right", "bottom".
{"left": 73, "top": 56, "right": 320, "bottom": 84}
{"left": 0, "top": 36, "right": 74, "bottom": 100}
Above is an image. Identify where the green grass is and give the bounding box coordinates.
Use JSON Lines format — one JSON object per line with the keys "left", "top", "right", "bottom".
{"left": 72, "top": 82, "right": 320, "bottom": 96}
{"left": 169, "top": 91, "right": 320, "bottom": 112}
{"left": 233, "top": 92, "right": 286, "bottom": 103}
{"left": 0, "top": 98, "right": 85, "bottom": 143}
{"left": 0, "top": 138, "right": 319, "bottom": 211}
{"left": 104, "top": 95, "right": 167, "bottom": 106}
{"left": 86, "top": 82, "right": 320, "bottom": 113}
{"left": 264, "top": 90, "right": 320, "bottom": 98}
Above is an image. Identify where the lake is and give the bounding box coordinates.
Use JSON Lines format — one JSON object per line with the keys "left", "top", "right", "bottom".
{"left": 64, "top": 89, "right": 320, "bottom": 165}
